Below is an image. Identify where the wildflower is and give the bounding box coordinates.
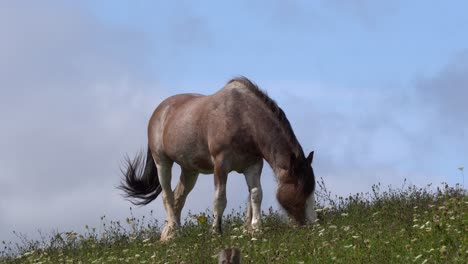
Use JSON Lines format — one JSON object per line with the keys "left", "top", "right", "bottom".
{"left": 439, "top": 245, "right": 447, "bottom": 254}
{"left": 196, "top": 215, "right": 207, "bottom": 225}
{"left": 251, "top": 237, "right": 258, "bottom": 241}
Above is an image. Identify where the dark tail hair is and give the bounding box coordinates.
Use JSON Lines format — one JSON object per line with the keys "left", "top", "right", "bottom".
{"left": 119, "top": 146, "right": 161, "bottom": 205}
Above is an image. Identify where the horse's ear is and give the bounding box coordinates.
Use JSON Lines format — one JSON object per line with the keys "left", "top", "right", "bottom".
{"left": 306, "top": 151, "right": 314, "bottom": 165}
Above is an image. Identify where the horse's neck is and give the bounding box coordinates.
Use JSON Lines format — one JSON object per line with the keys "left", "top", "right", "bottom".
{"left": 254, "top": 121, "right": 301, "bottom": 177}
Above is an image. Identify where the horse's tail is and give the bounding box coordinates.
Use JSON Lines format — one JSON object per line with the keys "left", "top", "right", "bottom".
{"left": 119, "top": 146, "right": 161, "bottom": 205}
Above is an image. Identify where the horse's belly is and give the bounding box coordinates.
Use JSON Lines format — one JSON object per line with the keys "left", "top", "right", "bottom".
{"left": 166, "top": 143, "right": 214, "bottom": 173}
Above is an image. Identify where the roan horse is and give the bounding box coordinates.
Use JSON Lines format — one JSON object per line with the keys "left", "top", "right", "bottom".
{"left": 119, "top": 77, "right": 316, "bottom": 241}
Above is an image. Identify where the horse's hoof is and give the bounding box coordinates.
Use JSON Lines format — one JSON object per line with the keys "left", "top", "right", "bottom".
{"left": 160, "top": 225, "right": 177, "bottom": 241}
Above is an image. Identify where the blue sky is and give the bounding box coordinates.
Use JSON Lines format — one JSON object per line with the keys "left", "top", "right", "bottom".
{"left": 87, "top": 0, "right": 468, "bottom": 85}
{"left": 1, "top": 0, "right": 467, "bottom": 244}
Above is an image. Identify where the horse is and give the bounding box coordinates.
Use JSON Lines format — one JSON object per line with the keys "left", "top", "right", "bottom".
{"left": 119, "top": 77, "right": 317, "bottom": 241}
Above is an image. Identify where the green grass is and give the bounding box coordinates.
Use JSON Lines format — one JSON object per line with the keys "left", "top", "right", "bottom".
{"left": 2, "top": 180, "right": 467, "bottom": 263}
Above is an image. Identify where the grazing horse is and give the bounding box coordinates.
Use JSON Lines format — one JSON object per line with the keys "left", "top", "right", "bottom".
{"left": 119, "top": 77, "right": 316, "bottom": 241}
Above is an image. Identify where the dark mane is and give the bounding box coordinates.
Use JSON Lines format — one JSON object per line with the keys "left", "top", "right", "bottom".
{"left": 227, "top": 76, "right": 304, "bottom": 158}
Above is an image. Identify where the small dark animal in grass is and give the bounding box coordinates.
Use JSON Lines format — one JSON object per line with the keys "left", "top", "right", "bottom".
{"left": 119, "top": 77, "right": 317, "bottom": 241}
{"left": 218, "top": 248, "right": 241, "bottom": 264}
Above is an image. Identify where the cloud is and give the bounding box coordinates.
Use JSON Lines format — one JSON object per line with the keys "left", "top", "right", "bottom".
{"left": 261, "top": 74, "right": 461, "bottom": 196}
{"left": 0, "top": 1, "right": 166, "bottom": 243}
{"left": 416, "top": 50, "right": 468, "bottom": 131}
{"left": 410, "top": 50, "right": 468, "bottom": 169}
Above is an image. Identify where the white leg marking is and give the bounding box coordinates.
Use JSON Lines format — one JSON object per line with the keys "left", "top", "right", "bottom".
{"left": 156, "top": 163, "right": 177, "bottom": 240}
{"left": 244, "top": 161, "right": 263, "bottom": 230}
{"left": 245, "top": 193, "right": 252, "bottom": 227}
{"left": 213, "top": 183, "right": 227, "bottom": 232}
{"left": 305, "top": 192, "right": 317, "bottom": 223}
{"left": 250, "top": 186, "right": 263, "bottom": 229}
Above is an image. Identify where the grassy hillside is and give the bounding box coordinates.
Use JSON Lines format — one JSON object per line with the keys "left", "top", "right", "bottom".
{"left": 2, "top": 181, "right": 467, "bottom": 263}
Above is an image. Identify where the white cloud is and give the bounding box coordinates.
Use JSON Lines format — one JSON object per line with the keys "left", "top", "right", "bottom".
{"left": 0, "top": 1, "right": 165, "bottom": 243}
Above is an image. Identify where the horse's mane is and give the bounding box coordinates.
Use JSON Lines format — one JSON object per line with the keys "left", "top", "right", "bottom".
{"left": 227, "top": 76, "right": 303, "bottom": 158}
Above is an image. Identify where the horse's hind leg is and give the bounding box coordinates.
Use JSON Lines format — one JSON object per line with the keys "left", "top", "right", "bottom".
{"left": 243, "top": 161, "right": 263, "bottom": 230}
{"left": 174, "top": 169, "right": 199, "bottom": 225}
{"left": 155, "top": 160, "right": 177, "bottom": 241}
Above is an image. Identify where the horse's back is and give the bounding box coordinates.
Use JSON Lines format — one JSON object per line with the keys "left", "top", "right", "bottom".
{"left": 148, "top": 84, "right": 263, "bottom": 172}
{"left": 148, "top": 93, "right": 209, "bottom": 166}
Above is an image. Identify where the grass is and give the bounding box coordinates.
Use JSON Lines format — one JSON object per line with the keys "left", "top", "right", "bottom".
{"left": 1, "top": 179, "right": 467, "bottom": 263}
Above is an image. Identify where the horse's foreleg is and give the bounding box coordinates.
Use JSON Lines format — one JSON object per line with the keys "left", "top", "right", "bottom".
{"left": 174, "top": 169, "right": 199, "bottom": 225}
{"left": 213, "top": 161, "right": 228, "bottom": 234}
{"left": 156, "top": 162, "right": 177, "bottom": 241}
{"left": 243, "top": 161, "right": 263, "bottom": 231}
{"left": 245, "top": 193, "right": 252, "bottom": 228}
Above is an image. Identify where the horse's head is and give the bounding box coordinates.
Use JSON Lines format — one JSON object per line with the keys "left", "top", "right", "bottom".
{"left": 276, "top": 151, "right": 316, "bottom": 225}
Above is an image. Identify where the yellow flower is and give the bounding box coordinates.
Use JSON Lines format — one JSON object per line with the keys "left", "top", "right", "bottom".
{"left": 196, "top": 215, "right": 207, "bottom": 225}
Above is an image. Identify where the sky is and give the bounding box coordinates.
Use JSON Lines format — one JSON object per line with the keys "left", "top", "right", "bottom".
{"left": 1, "top": 0, "right": 467, "bottom": 244}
